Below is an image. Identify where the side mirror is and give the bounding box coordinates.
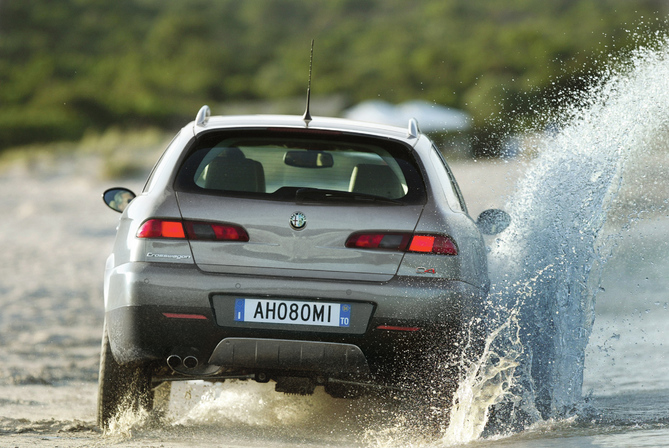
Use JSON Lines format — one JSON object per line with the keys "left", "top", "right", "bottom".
{"left": 476, "top": 209, "right": 511, "bottom": 235}
{"left": 102, "top": 187, "right": 136, "bottom": 213}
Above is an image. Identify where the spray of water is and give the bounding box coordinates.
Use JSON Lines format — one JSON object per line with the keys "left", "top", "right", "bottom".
{"left": 440, "top": 34, "right": 669, "bottom": 444}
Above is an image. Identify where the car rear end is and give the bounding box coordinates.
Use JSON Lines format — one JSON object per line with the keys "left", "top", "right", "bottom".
{"left": 103, "top": 115, "right": 488, "bottom": 395}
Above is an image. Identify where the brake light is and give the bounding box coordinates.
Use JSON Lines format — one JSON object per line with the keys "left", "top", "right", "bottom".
{"left": 345, "top": 233, "right": 411, "bottom": 251}
{"left": 271, "top": 128, "right": 342, "bottom": 135}
{"left": 137, "top": 219, "right": 249, "bottom": 241}
{"left": 162, "top": 313, "right": 208, "bottom": 320}
{"left": 137, "top": 219, "right": 186, "bottom": 239}
{"left": 345, "top": 232, "right": 457, "bottom": 255}
{"left": 408, "top": 235, "right": 458, "bottom": 255}
{"left": 376, "top": 325, "right": 421, "bottom": 332}
{"left": 184, "top": 222, "right": 249, "bottom": 242}
{"left": 211, "top": 224, "right": 249, "bottom": 241}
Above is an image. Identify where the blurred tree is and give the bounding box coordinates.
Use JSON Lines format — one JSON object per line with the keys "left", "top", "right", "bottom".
{"left": 0, "top": 0, "right": 665, "bottom": 149}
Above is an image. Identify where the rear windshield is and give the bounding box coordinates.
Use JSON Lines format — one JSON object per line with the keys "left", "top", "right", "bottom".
{"left": 174, "top": 130, "right": 426, "bottom": 204}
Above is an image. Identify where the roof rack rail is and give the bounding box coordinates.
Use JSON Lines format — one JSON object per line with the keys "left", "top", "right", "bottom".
{"left": 407, "top": 118, "right": 420, "bottom": 138}
{"left": 195, "top": 105, "right": 211, "bottom": 127}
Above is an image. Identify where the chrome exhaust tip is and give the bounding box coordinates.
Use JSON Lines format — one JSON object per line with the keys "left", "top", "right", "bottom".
{"left": 167, "top": 355, "right": 182, "bottom": 369}
{"left": 183, "top": 356, "right": 199, "bottom": 369}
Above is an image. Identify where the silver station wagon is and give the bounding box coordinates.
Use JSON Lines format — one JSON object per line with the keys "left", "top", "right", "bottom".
{"left": 98, "top": 106, "right": 509, "bottom": 428}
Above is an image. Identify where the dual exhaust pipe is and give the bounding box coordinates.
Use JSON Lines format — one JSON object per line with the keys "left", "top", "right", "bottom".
{"left": 167, "top": 354, "right": 199, "bottom": 370}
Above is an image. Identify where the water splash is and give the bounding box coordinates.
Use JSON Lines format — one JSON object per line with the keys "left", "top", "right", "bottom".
{"left": 442, "top": 310, "right": 522, "bottom": 443}
{"left": 442, "top": 35, "right": 669, "bottom": 443}
{"left": 176, "top": 381, "right": 319, "bottom": 427}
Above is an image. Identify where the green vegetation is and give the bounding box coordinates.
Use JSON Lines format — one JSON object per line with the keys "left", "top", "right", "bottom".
{"left": 0, "top": 0, "right": 666, "bottom": 152}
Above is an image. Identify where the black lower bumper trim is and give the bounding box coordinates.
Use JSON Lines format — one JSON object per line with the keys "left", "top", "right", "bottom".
{"left": 208, "top": 337, "right": 371, "bottom": 375}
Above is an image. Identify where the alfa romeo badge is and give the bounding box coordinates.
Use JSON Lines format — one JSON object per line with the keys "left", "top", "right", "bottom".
{"left": 289, "top": 211, "right": 307, "bottom": 230}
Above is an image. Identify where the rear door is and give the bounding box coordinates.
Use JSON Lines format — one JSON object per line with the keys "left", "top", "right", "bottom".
{"left": 174, "top": 130, "right": 427, "bottom": 281}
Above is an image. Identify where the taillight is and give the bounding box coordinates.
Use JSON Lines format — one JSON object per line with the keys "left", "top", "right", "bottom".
{"left": 345, "top": 233, "right": 411, "bottom": 251}
{"left": 137, "top": 219, "right": 186, "bottom": 239}
{"left": 408, "top": 235, "right": 458, "bottom": 255}
{"left": 184, "top": 221, "right": 249, "bottom": 242}
{"left": 137, "top": 219, "right": 248, "bottom": 241}
{"left": 345, "top": 232, "right": 457, "bottom": 255}
{"left": 376, "top": 325, "right": 421, "bottom": 332}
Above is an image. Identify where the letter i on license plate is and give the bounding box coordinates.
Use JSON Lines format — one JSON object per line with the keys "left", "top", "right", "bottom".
{"left": 234, "top": 298, "right": 351, "bottom": 327}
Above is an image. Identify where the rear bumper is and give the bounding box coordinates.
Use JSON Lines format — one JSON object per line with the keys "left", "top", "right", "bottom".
{"left": 105, "top": 262, "right": 487, "bottom": 378}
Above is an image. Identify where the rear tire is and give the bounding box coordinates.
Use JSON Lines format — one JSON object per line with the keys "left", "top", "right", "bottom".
{"left": 97, "top": 321, "right": 153, "bottom": 430}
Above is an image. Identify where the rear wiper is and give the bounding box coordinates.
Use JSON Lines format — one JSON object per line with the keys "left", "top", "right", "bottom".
{"left": 295, "top": 188, "right": 403, "bottom": 205}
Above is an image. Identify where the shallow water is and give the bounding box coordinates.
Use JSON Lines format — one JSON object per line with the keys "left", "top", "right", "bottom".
{"left": 0, "top": 163, "right": 666, "bottom": 448}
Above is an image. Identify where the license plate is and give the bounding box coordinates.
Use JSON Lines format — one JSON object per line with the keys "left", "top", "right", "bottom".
{"left": 234, "top": 298, "right": 351, "bottom": 327}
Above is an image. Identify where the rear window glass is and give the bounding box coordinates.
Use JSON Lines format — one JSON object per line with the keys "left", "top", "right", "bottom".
{"left": 175, "top": 130, "right": 426, "bottom": 204}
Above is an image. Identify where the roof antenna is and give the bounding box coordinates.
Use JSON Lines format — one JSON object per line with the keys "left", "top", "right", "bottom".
{"left": 302, "top": 39, "right": 314, "bottom": 126}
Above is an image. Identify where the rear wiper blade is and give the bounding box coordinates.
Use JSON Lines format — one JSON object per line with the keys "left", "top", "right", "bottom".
{"left": 295, "top": 188, "right": 403, "bottom": 205}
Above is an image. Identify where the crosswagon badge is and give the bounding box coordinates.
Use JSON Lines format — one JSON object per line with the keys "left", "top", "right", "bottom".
{"left": 289, "top": 212, "right": 307, "bottom": 230}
